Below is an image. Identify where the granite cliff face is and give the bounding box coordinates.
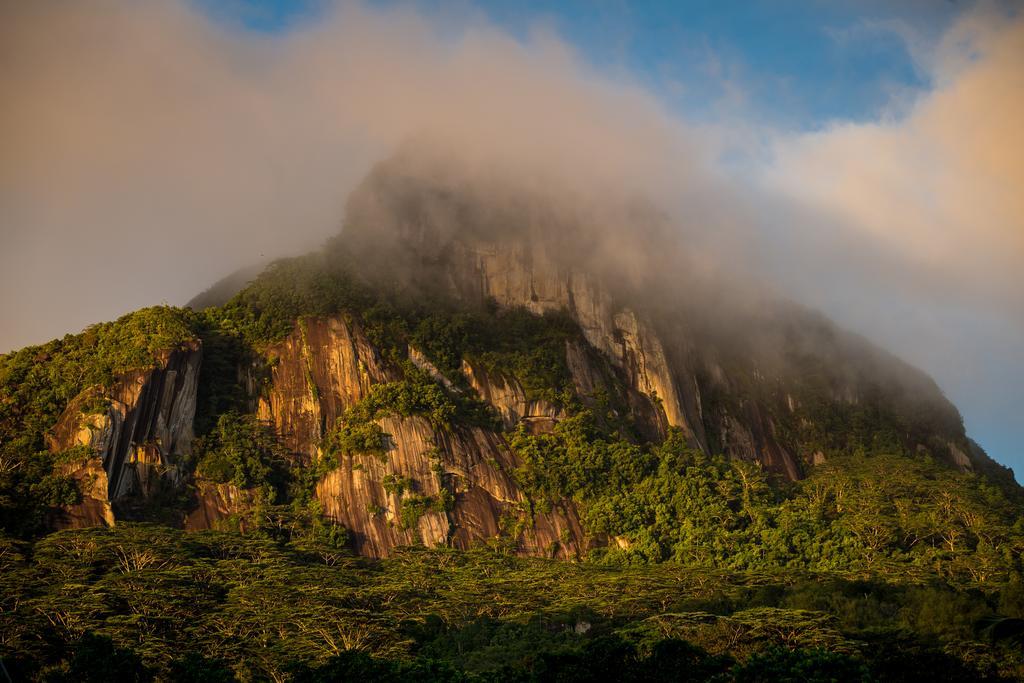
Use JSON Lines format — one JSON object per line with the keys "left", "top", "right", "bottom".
{"left": 440, "top": 240, "right": 805, "bottom": 478}
{"left": 253, "top": 315, "right": 396, "bottom": 459}
{"left": 47, "top": 341, "right": 201, "bottom": 527}
{"left": 250, "top": 315, "right": 588, "bottom": 558}
{"left": 461, "top": 357, "right": 563, "bottom": 431}
{"left": 41, "top": 306, "right": 594, "bottom": 557}
{"left": 315, "top": 414, "right": 583, "bottom": 558}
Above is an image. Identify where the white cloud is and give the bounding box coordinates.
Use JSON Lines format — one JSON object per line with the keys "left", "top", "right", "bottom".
{"left": 765, "top": 7, "right": 1024, "bottom": 318}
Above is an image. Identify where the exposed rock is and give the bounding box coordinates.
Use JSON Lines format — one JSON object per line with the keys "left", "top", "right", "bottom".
{"left": 450, "top": 240, "right": 621, "bottom": 360}
{"left": 948, "top": 441, "right": 972, "bottom": 471}
{"left": 242, "top": 314, "right": 592, "bottom": 557}
{"left": 443, "top": 425, "right": 588, "bottom": 558}
{"left": 23, "top": 149, "right": 999, "bottom": 567}
{"left": 256, "top": 316, "right": 394, "bottom": 459}
{"left": 48, "top": 341, "right": 202, "bottom": 524}
{"left": 313, "top": 411, "right": 586, "bottom": 558}
{"left": 338, "top": 152, "right": 979, "bottom": 482}
{"left": 443, "top": 238, "right": 702, "bottom": 446}
{"left": 49, "top": 456, "right": 114, "bottom": 529}
{"left": 453, "top": 241, "right": 573, "bottom": 318}
{"left": 461, "top": 358, "right": 561, "bottom": 430}
{"left": 409, "top": 346, "right": 456, "bottom": 389}
{"left": 612, "top": 310, "right": 689, "bottom": 437}
{"left": 716, "top": 406, "right": 800, "bottom": 480}
{"left": 564, "top": 340, "right": 604, "bottom": 399}
{"left": 521, "top": 501, "right": 588, "bottom": 560}
{"left": 436, "top": 423, "right": 522, "bottom": 506}
{"left": 317, "top": 416, "right": 451, "bottom": 556}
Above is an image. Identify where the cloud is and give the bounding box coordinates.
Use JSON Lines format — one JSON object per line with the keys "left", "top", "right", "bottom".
{"left": 764, "top": 6, "right": 1024, "bottom": 319}
{"left": 759, "top": 5, "right": 1024, "bottom": 462}
{"left": 0, "top": 0, "right": 710, "bottom": 353}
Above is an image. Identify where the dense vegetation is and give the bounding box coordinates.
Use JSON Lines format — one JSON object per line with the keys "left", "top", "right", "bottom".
{"left": 3, "top": 250, "right": 1024, "bottom": 680}
{"left": 2, "top": 524, "right": 1024, "bottom": 681}
{"left": 193, "top": 412, "right": 287, "bottom": 491}
{"left": 511, "top": 419, "right": 1024, "bottom": 578}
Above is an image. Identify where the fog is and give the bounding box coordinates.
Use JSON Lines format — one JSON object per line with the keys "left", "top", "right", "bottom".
{"left": 1, "top": 1, "right": 1021, "bottom": 463}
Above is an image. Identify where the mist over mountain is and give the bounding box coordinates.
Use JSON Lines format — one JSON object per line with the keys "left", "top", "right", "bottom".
{"left": 2, "top": 1, "right": 1023, "bottom": 680}
{"left": 2, "top": 0, "right": 1021, "bottom": 469}
{"left": 205, "top": 142, "right": 991, "bottom": 465}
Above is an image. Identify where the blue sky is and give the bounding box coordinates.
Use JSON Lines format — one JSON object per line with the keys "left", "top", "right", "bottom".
{"left": 199, "top": 0, "right": 957, "bottom": 127}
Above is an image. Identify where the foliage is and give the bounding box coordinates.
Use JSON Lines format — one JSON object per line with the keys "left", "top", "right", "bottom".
{"left": 510, "top": 413, "right": 655, "bottom": 505}
{"left": 731, "top": 646, "right": 870, "bottom": 683}
{"left": 382, "top": 474, "right": 412, "bottom": 496}
{"left": 202, "top": 246, "right": 583, "bottom": 408}
{"left": 399, "top": 492, "right": 453, "bottom": 531}
{"left": 509, "top": 423, "right": 1024, "bottom": 579}
{"left": 0, "top": 306, "right": 197, "bottom": 456}
{"left": 2, "top": 525, "right": 1024, "bottom": 681}
{"left": 207, "top": 254, "right": 372, "bottom": 349}
{"left": 323, "top": 421, "right": 387, "bottom": 459}
{"left": 698, "top": 323, "right": 969, "bottom": 463}
{"left": 321, "top": 363, "right": 497, "bottom": 467}
{"left": 189, "top": 316, "right": 258, "bottom": 437}
{"left": 29, "top": 473, "right": 81, "bottom": 508}
{"left": 410, "top": 306, "right": 581, "bottom": 406}
{"left": 347, "top": 365, "right": 459, "bottom": 429}
{"left": 194, "top": 412, "right": 287, "bottom": 492}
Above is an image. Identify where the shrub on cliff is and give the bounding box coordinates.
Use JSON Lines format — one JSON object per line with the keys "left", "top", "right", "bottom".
{"left": 194, "top": 411, "right": 286, "bottom": 492}
{"left": 323, "top": 421, "right": 387, "bottom": 459}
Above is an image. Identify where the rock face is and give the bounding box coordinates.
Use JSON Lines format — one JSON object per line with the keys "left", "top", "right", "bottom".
{"left": 255, "top": 316, "right": 395, "bottom": 460}
{"left": 461, "top": 359, "right": 562, "bottom": 431}
{"left": 452, "top": 238, "right": 806, "bottom": 477}
{"left": 49, "top": 456, "right": 114, "bottom": 529}
{"left": 48, "top": 342, "right": 201, "bottom": 525}
{"left": 258, "top": 316, "right": 587, "bottom": 559}
{"left": 314, "top": 413, "right": 585, "bottom": 558}
{"left": 436, "top": 240, "right": 708, "bottom": 447}
{"left": 40, "top": 311, "right": 593, "bottom": 559}
{"left": 184, "top": 480, "right": 260, "bottom": 532}
{"left": 354, "top": 220, "right": 807, "bottom": 475}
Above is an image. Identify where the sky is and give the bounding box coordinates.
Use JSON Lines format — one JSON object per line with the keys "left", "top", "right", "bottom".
{"left": 1, "top": 0, "right": 1021, "bottom": 472}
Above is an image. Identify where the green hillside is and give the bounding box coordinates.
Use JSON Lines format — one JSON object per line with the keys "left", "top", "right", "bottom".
{"left": 1, "top": 248, "right": 1023, "bottom": 680}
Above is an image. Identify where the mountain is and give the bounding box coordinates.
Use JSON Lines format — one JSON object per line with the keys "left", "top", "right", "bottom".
{"left": 2, "top": 151, "right": 1023, "bottom": 680}
{"left": 1, "top": 150, "right": 1016, "bottom": 551}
